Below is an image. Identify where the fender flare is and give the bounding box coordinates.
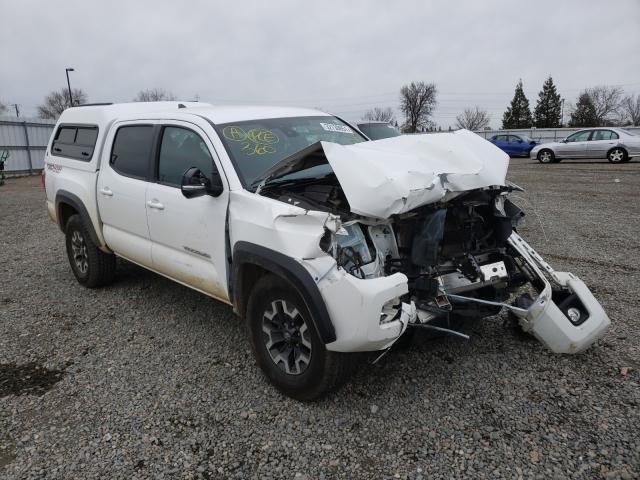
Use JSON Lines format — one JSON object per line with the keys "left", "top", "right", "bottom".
{"left": 231, "top": 241, "right": 336, "bottom": 344}
{"left": 55, "top": 190, "right": 101, "bottom": 247}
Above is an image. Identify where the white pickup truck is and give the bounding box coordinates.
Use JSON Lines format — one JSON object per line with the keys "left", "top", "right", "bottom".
{"left": 44, "top": 102, "right": 610, "bottom": 400}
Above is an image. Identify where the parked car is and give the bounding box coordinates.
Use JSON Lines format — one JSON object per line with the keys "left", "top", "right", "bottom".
{"left": 488, "top": 133, "right": 537, "bottom": 157}
{"left": 356, "top": 121, "right": 401, "bottom": 140}
{"left": 44, "top": 102, "right": 610, "bottom": 399}
{"left": 530, "top": 127, "right": 640, "bottom": 164}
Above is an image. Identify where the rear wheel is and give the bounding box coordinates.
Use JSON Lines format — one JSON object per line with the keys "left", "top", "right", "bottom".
{"left": 65, "top": 214, "right": 116, "bottom": 287}
{"left": 537, "top": 149, "right": 555, "bottom": 164}
{"left": 246, "top": 274, "right": 353, "bottom": 401}
{"left": 607, "top": 147, "right": 627, "bottom": 163}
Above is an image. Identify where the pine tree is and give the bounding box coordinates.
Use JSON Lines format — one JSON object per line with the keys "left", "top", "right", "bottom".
{"left": 569, "top": 93, "right": 598, "bottom": 127}
{"left": 533, "top": 76, "right": 562, "bottom": 127}
{"left": 502, "top": 80, "right": 533, "bottom": 129}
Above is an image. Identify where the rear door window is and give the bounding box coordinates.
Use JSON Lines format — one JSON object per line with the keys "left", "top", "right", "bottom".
{"left": 51, "top": 125, "right": 99, "bottom": 160}
{"left": 593, "top": 130, "right": 618, "bottom": 141}
{"left": 110, "top": 125, "right": 154, "bottom": 179}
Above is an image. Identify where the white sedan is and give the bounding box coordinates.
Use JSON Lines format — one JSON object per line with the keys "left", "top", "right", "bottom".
{"left": 530, "top": 127, "right": 640, "bottom": 164}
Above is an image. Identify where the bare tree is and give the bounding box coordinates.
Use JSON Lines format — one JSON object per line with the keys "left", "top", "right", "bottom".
{"left": 362, "top": 107, "right": 395, "bottom": 123}
{"left": 0, "top": 100, "right": 7, "bottom": 115}
{"left": 400, "top": 82, "right": 437, "bottom": 133}
{"left": 133, "top": 88, "right": 177, "bottom": 102}
{"left": 455, "top": 106, "right": 490, "bottom": 130}
{"left": 38, "top": 88, "right": 88, "bottom": 119}
{"left": 585, "top": 85, "right": 623, "bottom": 126}
{"left": 620, "top": 94, "right": 640, "bottom": 126}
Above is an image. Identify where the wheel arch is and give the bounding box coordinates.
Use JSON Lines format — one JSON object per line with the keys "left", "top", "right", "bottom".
{"left": 55, "top": 190, "right": 101, "bottom": 247}
{"left": 231, "top": 241, "right": 337, "bottom": 344}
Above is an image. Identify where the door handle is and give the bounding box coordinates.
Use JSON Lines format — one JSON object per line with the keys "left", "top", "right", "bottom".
{"left": 146, "top": 200, "right": 164, "bottom": 210}
{"left": 99, "top": 187, "right": 113, "bottom": 197}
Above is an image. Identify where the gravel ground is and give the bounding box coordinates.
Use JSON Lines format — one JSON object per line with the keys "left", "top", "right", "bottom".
{"left": 1, "top": 158, "right": 639, "bottom": 479}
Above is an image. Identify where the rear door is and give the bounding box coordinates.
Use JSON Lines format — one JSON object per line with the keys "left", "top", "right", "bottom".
{"left": 145, "top": 121, "right": 230, "bottom": 301}
{"left": 557, "top": 130, "right": 592, "bottom": 158}
{"left": 587, "top": 130, "right": 618, "bottom": 158}
{"left": 97, "top": 122, "right": 155, "bottom": 266}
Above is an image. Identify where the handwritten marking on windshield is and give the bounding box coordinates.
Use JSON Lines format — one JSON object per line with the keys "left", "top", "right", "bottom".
{"left": 223, "top": 126, "right": 279, "bottom": 156}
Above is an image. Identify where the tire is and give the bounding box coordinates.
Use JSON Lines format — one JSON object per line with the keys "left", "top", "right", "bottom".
{"left": 65, "top": 214, "right": 116, "bottom": 288}
{"left": 607, "top": 147, "right": 627, "bottom": 163}
{"left": 246, "top": 274, "right": 353, "bottom": 401}
{"left": 537, "top": 149, "right": 555, "bottom": 164}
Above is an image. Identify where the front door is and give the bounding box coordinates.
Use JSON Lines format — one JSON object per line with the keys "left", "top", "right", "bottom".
{"left": 507, "top": 135, "right": 525, "bottom": 156}
{"left": 557, "top": 130, "right": 592, "bottom": 158}
{"left": 97, "top": 122, "right": 155, "bottom": 266}
{"left": 145, "top": 122, "right": 230, "bottom": 302}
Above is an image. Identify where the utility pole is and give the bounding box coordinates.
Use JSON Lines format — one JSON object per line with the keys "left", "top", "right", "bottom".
{"left": 65, "top": 67, "right": 75, "bottom": 107}
{"left": 12, "top": 104, "right": 20, "bottom": 117}
{"left": 560, "top": 98, "right": 565, "bottom": 127}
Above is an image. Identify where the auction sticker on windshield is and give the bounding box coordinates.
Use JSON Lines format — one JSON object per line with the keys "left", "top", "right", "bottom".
{"left": 320, "top": 123, "right": 353, "bottom": 134}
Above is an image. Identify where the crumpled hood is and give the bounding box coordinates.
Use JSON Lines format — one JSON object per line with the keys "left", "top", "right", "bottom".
{"left": 321, "top": 129, "right": 509, "bottom": 218}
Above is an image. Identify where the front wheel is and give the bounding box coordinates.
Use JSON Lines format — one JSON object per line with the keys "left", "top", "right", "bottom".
{"left": 65, "top": 214, "right": 116, "bottom": 287}
{"left": 537, "top": 149, "right": 555, "bottom": 164}
{"left": 246, "top": 274, "right": 353, "bottom": 401}
{"left": 608, "top": 147, "right": 628, "bottom": 163}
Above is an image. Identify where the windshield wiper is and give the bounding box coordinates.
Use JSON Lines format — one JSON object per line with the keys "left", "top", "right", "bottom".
{"left": 251, "top": 142, "right": 327, "bottom": 194}
{"left": 254, "top": 173, "right": 335, "bottom": 194}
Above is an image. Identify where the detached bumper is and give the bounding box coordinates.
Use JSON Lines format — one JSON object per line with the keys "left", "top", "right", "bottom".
{"left": 508, "top": 233, "right": 610, "bottom": 353}
{"left": 512, "top": 273, "right": 610, "bottom": 353}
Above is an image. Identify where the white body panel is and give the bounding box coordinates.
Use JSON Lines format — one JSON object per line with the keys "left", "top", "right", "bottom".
{"left": 97, "top": 120, "right": 153, "bottom": 265}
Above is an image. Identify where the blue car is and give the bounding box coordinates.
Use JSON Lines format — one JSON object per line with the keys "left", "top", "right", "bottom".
{"left": 489, "top": 134, "right": 537, "bottom": 157}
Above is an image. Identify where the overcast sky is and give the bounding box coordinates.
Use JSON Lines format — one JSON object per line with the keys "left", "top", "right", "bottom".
{"left": 2, "top": 0, "right": 639, "bottom": 128}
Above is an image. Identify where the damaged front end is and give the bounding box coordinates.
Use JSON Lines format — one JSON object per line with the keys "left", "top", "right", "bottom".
{"left": 252, "top": 132, "right": 610, "bottom": 354}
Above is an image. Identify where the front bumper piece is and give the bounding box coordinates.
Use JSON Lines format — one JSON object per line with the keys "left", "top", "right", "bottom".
{"left": 507, "top": 232, "right": 610, "bottom": 353}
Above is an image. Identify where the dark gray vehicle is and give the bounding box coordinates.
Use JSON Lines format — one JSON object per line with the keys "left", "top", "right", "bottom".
{"left": 357, "top": 121, "right": 401, "bottom": 140}
{"left": 530, "top": 128, "right": 640, "bottom": 164}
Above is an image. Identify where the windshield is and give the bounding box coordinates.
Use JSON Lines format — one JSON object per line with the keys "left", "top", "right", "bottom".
{"left": 216, "top": 116, "right": 366, "bottom": 187}
{"left": 358, "top": 123, "right": 401, "bottom": 140}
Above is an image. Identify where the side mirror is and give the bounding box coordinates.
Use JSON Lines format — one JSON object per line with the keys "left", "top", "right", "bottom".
{"left": 560, "top": 138, "right": 568, "bottom": 143}
{"left": 517, "top": 139, "right": 523, "bottom": 143}
{"left": 181, "top": 167, "right": 224, "bottom": 199}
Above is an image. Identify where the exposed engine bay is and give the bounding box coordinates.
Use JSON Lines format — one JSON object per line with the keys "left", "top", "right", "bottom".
{"left": 259, "top": 171, "right": 610, "bottom": 354}
{"left": 263, "top": 176, "right": 525, "bottom": 315}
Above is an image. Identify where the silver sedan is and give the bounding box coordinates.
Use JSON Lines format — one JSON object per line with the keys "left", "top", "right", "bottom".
{"left": 530, "top": 127, "right": 640, "bottom": 164}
